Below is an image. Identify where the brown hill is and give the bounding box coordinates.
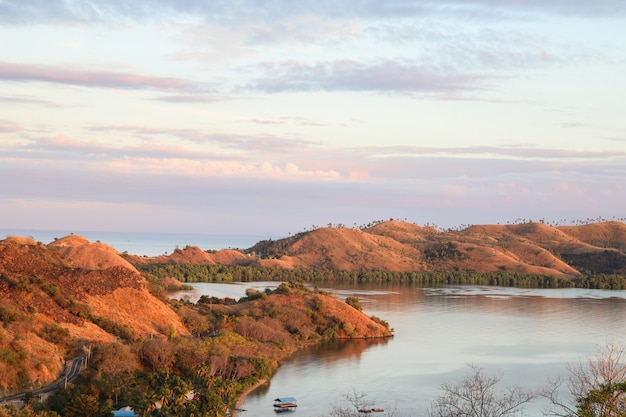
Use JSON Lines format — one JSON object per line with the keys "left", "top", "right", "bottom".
{"left": 128, "top": 246, "right": 250, "bottom": 266}
{"left": 367, "top": 220, "right": 438, "bottom": 244}
{"left": 227, "top": 288, "right": 391, "bottom": 340}
{"left": 49, "top": 234, "right": 139, "bottom": 272}
{"left": 279, "top": 227, "right": 424, "bottom": 271}
{"left": 558, "top": 222, "right": 626, "bottom": 251}
{"left": 0, "top": 235, "right": 188, "bottom": 395}
{"left": 0, "top": 234, "right": 394, "bottom": 398}
{"left": 48, "top": 235, "right": 137, "bottom": 272}
{"left": 120, "top": 221, "right": 626, "bottom": 277}
{"left": 207, "top": 221, "right": 624, "bottom": 277}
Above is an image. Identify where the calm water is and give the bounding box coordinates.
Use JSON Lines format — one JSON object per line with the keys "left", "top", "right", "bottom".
{"left": 0, "top": 229, "right": 270, "bottom": 256}
{"left": 172, "top": 283, "right": 626, "bottom": 417}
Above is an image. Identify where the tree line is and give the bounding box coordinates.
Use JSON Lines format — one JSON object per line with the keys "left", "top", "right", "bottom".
{"left": 139, "top": 263, "right": 626, "bottom": 290}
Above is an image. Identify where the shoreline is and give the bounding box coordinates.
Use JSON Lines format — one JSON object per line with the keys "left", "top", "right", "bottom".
{"left": 233, "top": 378, "right": 268, "bottom": 415}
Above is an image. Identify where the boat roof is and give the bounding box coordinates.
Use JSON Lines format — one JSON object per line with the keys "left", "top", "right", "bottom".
{"left": 274, "top": 397, "right": 297, "bottom": 403}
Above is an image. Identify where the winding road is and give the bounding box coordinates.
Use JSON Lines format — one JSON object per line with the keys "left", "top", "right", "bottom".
{"left": 0, "top": 356, "right": 86, "bottom": 405}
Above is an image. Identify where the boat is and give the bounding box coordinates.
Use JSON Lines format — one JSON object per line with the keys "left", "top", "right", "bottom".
{"left": 273, "top": 397, "right": 297, "bottom": 412}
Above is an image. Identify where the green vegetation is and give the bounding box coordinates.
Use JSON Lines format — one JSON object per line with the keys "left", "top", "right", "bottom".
{"left": 1, "top": 282, "right": 388, "bottom": 416}
{"left": 561, "top": 252, "right": 626, "bottom": 275}
{"left": 345, "top": 296, "right": 362, "bottom": 311}
{"left": 139, "top": 263, "right": 626, "bottom": 290}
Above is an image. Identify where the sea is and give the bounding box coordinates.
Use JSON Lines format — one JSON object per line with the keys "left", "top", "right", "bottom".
{"left": 0, "top": 229, "right": 272, "bottom": 257}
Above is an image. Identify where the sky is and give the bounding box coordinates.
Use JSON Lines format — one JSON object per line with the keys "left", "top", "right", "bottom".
{"left": 1, "top": 0, "right": 625, "bottom": 238}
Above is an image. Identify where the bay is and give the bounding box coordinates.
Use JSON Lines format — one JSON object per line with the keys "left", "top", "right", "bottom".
{"left": 173, "top": 283, "right": 626, "bottom": 417}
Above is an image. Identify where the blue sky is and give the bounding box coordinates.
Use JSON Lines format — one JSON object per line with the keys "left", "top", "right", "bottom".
{"left": 1, "top": 0, "right": 625, "bottom": 236}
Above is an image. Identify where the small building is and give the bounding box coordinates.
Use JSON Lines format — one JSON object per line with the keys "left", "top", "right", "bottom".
{"left": 274, "top": 397, "right": 298, "bottom": 410}
{"left": 112, "top": 406, "right": 136, "bottom": 417}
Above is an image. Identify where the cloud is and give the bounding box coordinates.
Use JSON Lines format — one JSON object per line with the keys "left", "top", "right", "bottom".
{"left": 87, "top": 124, "right": 322, "bottom": 153}
{"left": 246, "top": 60, "right": 486, "bottom": 94}
{"left": 3, "top": 129, "right": 625, "bottom": 235}
{"left": 24, "top": 133, "right": 223, "bottom": 161}
{"left": 444, "top": 0, "right": 626, "bottom": 18}
{"left": 0, "top": 61, "right": 207, "bottom": 93}
{"left": 0, "top": 95, "right": 61, "bottom": 107}
{"left": 9, "top": 131, "right": 625, "bottom": 188}
{"left": 1, "top": 0, "right": 623, "bottom": 25}
{"left": 2, "top": 155, "right": 624, "bottom": 235}
{"left": 0, "top": 119, "right": 22, "bottom": 134}
{"left": 151, "top": 95, "right": 224, "bottom": 103}
{"left": 366, "top": 145, "right": 626, "bottom": 160}
{"left": 249, "top": 117, "right": 327, "bottom": 127}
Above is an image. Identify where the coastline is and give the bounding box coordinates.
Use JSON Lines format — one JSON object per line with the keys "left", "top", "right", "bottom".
{"left": 233, "top": 378, "right": 268, "bottom": 415}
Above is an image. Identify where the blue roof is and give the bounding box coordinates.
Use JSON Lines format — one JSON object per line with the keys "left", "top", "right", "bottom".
{"left": 112, "top": 408, "right": 135, "bottom": 417}
{"left": 275, "top": 397, "right": 297, "bottom": 403}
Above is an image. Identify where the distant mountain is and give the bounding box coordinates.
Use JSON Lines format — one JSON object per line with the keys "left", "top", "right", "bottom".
{"left": 130, "top": 220, "right": 626, "bottom": 277}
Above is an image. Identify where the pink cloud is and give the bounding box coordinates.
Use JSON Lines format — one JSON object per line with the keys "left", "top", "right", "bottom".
{"left": 0, "top": 119, "right": 22, "bottom": 133}
{"left": 247, "top": 59, "right": 487, "bottom": 94}
{"left": 0, "top": 61, "right": 206, "bottom": 93}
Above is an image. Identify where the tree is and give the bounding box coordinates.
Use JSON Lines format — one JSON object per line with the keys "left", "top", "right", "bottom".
{"left": 328, "top": 390, "right": 401, "bottom": 417}
{"left": 543, "top": 343, "right": 626, "bottom": 417}
{"left": 140, "top": 338, "right": 175, "bottom": 373}
{"left": 429, "top": 364, "right": 539, "bottom": 417}
{"left": 345, "top": 296, "right": 362, "bottom": 312}
{"left": 63, "top": 394, "right": 101, "bottom": 417}
{"left": 0, "top": 404, "right": 60, "bottom": 417}
{"left": 576, "top": 381, "right": 626, "bottom": 417}
{"left": 94, "top": 342, "right": 138, "bottom": 404}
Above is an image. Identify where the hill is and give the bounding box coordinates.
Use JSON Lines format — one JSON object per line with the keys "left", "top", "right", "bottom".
{"left": 0, "top": 235, "right": 188, "bottom": 395}
{"left": 134, "top": 220, "right": 626, "bottom": 278}
{"left": 0, "top": 235, "right": 392, "bottom": 402}
{"left": 128, "top": 246, "right": 250, "bottom": 266}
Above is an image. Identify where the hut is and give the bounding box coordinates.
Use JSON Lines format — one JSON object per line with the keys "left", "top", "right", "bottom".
{"left": 273, "top": 397, "right": 298, "bottom": 411}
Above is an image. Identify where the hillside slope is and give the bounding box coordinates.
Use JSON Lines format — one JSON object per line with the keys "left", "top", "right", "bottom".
{"left": 0, "top": 235, "right": 188, "bottom": 396}
{"left": 0, "top": 234, "right": 394, "bottom": 399}
{"left": 134, "top": 220, "right": 626, "bottom": 277}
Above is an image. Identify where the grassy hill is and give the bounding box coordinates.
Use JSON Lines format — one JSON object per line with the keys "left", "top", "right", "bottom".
{"left": 0, "top": 234, "right": 390, "bottom": 410}
{"left": 131, "top": 220, "right": 626, "bottom": 278}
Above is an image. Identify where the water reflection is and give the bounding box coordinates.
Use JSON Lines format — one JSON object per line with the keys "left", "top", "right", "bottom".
{"left": 172, "top": 283, "right": 626, "bottom": 416}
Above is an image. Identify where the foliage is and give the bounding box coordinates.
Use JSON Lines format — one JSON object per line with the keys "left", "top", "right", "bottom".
{"left": 544, "top": 343, "right": 626, "bottom": 417}
{"left": 8, "top": 283, "right": 385, "bottom": 416}
{"left": 89, "top": 316, "right": 134, "bottom": 341}
{"left": 345, "top": 296, "right": 362, "bottom": 311}
{"left": 428, "top": 364, "right": 539, "bottom": 417}
{"left": 424, "top": 242, "right": 468, "bottom": 262}
{"left": 560, "top": 252, "right": 626, "bottom": 275}
{"left": 0, "top": 303, "right": 22, "bottom": 326}
{"left": 62, "top": 394, "right": 105, "bottom": 417}
{"left": 328, "top": 390, "right": 402, "bottom": 417}
{"left": 138, "top": 263, "right": 626, "bottom": 290}
{"left": 39, "top": 323, "right": 70, "bottom": 345}
{"left": 0, "top": 403, "right": 60, "bottom": 417}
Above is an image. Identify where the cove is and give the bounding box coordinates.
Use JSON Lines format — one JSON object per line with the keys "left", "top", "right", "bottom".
{"left": 172, "top": 283, "right": 626, "bottom": 416}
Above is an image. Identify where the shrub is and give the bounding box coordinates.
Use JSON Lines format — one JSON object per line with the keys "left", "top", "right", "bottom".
{"left": 40, "top": 323, "right": 70, "bottom": 345}
{"left": 41, "top": 283, "right": 60, "bottom": 297}
{"left": 345, "top": 296, "right": 362, "bottom": 311}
